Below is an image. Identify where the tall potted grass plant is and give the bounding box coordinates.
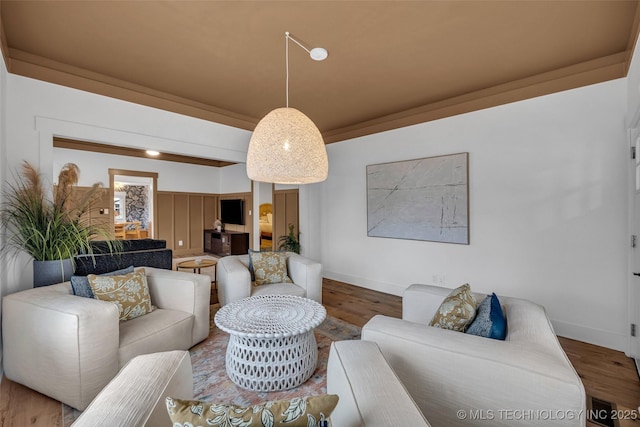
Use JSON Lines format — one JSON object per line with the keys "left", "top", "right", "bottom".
{"left": 1, "top": 162, "right": 118, "bottom": 287}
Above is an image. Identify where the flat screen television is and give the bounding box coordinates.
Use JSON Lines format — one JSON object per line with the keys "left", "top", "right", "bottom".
{"left": 220, "top": 199, "right": 245, "bottom": 225}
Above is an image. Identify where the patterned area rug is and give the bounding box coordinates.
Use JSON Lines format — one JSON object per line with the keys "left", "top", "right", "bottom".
{"left": 192, "top": 306, "right": 361, "bottom": 406}
{"left": 62, "top": 305, "right": 360, "bottom": 425}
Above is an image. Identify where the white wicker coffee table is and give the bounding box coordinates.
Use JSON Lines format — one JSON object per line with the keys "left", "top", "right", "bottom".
{"left": 214, "top": 294, "right": 326, "bottom": 391}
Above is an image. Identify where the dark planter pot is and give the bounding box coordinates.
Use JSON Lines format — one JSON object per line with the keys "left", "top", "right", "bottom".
{"left": 33, "top": 258, "right": 74, "bottom": 287}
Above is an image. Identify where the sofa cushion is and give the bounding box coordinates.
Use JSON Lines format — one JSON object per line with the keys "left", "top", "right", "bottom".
{"left": 249, "top": 250, "right": 292, "bottom": 286}
{"left": 88, "top": 269, "right": 153, "bottom": 321}
{"left": 466, "top": 293, "right": 507, "bottom": 340}
{"left": 74, "top": 239, "right": 173, "bottom": 275}
{"left": 251, "top": 282, "right": 306, "bottom": 298}
{"left": 429, "top": 283, "right": 476, "bottom": 332}
{"left": 166, "top": 395, "right": 339, "bottom": 427}
{"left": 89, "top": 239, "right": 167, "bottom": 253}
{"left": 70, "top": 265, "right": 135, "bottom": 298}
{"left": 118, "top": 309, "right": 194, "bottom": 366}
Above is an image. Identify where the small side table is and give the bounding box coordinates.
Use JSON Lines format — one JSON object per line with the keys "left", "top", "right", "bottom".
{"left": 176, "top": 259, "right": 217, "bottom": 288}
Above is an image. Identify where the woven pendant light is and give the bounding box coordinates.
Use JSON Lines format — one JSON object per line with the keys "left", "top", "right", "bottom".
{"left": 247, "top": 107, "right": 327, "bottom": 184}
{"left": 246, "top": 32, "right": 328, "bottom": 184}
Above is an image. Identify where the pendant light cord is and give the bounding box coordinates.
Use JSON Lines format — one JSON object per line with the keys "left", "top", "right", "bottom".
{"left": 286, "top": 32, "right": 289, "bottom": 108}
{"left": 285, "top": 32, "right": 326, "bottom": 108}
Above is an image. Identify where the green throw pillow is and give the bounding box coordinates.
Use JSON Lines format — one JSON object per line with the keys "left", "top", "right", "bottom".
{"left": 248, "top": 250, "right": 292, "bottom": 286}
{"left": 429, "top": 283, "right": 477, "bottom": 332}
{"left": 166, "top": 394, "right": 338, "bottom": 427}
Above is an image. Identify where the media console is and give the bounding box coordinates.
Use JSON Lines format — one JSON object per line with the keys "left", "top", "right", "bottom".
{"left": 204, "top": 230, "right": 250, "bottom": 257}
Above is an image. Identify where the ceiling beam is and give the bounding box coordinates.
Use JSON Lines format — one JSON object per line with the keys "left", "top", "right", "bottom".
{"left": 53, "top": 137, "right": 236, "bottom": 168}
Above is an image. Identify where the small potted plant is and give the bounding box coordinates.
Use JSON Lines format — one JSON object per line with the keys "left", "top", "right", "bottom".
{"left": 1, "top": 161, "right": 118, "bottom": 287}
{"left": 278, "top": 224, "right": 301, "bottom": 254}
{"left": 214, "top": 219, "right": 223, "bottom": 232}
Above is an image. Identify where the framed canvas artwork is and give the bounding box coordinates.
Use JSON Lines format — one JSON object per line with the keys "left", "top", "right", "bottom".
{"left": 366, "top": 152, "right": 469, "bottom": 244}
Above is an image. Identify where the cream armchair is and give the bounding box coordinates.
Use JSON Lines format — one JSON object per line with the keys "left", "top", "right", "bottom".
{"left": 2, "top": 267, "right": 210, "bottom": 411}
{"left": 216, "top": 253, "right": 322, "bottom": 306}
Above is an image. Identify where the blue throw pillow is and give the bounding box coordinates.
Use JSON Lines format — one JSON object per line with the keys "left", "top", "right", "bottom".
{"left": 466, "top": 293, "right": 507, "bottom": 340}
{"left": 71, "top": 265, "right": 135, "bottom": 298}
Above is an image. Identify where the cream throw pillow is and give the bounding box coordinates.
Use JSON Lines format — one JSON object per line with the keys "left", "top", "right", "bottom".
{"left": 429, "top": 283, "right": 477, "bottom": 332}
{"left": 166, "top": 394, "right": 338, "bottom": 427}
{"left": 88, "top": 269, "right": 153, "bottom": 321}
{"left": 249, "top": 251, "right": 293, "bottom": 286}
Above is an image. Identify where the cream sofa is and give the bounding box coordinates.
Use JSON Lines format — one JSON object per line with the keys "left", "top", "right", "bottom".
{"left": 361, "top": 284, "right": 586, "bottom": 427}
{"left": 216, "top": 252, "right": 322, "bottom": 306}
{"left": 2, "top": 267, "right": 210, "bottom": 411}
{"left": 328, "top": 340, "right": 431, "bottom": 426}
{"left": 72, "top": 350, "right": 193, "bottom": 427}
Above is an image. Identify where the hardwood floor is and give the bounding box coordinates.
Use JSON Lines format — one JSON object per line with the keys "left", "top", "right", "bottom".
{"left": 0, "top": 278, "right": 638, "bottom": 426}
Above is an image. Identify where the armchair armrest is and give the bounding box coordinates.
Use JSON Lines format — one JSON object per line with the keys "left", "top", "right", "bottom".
{"left": 2, "top": 283, "right": 120, "bottom": 410}
{"left": 217, "top": 255, "right": 252, "bottom": 306}
{"left": 143, "top": 267, "right": 210, "bottom": 345}
{"left": 287, "top": 253, "right": 323, "bottom": 303}
{"left": 73, "top": 350, "right": 193, "bottom": 427}
{"left": 328, "top": 341, "right": 431, "bottom": 426}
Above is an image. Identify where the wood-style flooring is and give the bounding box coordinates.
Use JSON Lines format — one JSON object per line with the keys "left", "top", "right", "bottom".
{"left": 0, "top": 277, "right": 638, "bottom": 426}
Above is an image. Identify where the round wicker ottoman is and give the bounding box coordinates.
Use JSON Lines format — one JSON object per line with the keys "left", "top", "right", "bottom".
{"left": 214, "top": 294, "right": 326, "bottom": 391}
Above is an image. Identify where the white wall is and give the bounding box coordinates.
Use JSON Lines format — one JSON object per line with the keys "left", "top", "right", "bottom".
{"left": 0, "top": 50, "right": 8, "bottom": 378}
{"left": 3, "top": 74, "right": 251, "bottom": 292}
{"left": 219, "top": 163, "right": 251, "bottom": 194}
{"left": 6, "top": 74, "right": 250, "bottom": 185}
{"left": 53, "top": 147, "right": 220, "bottom": 193}
{"left": 310, "top": 79, "right": 629, "bottom": 351}
{"left": 626, "top": 40, "right": 640, "bottom": 358}
{"left": 628, "top": 39, "right": 640, "bottom": 124}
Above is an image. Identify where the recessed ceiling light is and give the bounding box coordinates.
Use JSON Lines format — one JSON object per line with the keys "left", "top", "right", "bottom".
{"left": 146, "top": 150, "right": 160, "bottom": 156}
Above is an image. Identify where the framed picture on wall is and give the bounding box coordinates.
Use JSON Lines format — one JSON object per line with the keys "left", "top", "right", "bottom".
{"left": 366, "top": 152, "right": 469, "bottom": 244}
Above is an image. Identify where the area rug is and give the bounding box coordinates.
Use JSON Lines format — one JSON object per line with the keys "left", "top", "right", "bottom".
{"left": 62, "top": 305, "right": 360, "bottom": 425}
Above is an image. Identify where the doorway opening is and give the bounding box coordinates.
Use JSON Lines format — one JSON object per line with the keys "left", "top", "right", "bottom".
{"left": 109, "top": 169, "right": 158, "bottom": 239}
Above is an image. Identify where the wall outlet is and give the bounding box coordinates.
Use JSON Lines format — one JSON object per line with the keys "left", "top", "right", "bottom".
{"left": 432, "top": 275, "right": 445, "bottom": 285}
{"left": 178, "top": 240, "right": 183, "bottom": 246}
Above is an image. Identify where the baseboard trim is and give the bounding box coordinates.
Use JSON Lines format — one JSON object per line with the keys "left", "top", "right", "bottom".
{"left": 538, "top": 320, "right": 627, "bottom": 353}
{"left": 324, "top": 270, "right": 406, "bottom": 297}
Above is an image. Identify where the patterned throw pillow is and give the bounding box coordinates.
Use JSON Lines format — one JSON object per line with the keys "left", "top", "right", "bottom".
{"left": 249, "top": 250, "right": 292, "bottom": 286}
{"left": 88, "top": 269, "right": 153, "bottom": 321}
{"left": 466, "top": 293, "right": 507, "bottom": 340}
{"left": 70, "top": 265, "right": 135, "bottom": 298}
{"left": 429, "top": 284, "right": 477, "bottom": 332}
{"left": 166, "top": 395, "right": 338, "bottom": 427}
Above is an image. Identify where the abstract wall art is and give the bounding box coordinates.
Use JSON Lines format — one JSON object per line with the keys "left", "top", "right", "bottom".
{"left": 366, "top": 152, "right": 469, "bottom": 244}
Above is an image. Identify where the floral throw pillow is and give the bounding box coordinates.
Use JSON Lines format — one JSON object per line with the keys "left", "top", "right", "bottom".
{"left": 166, "top": 394, "right": 338, "bottom": 427}
{"left": 88, "top": 269, "right": 153, "bottom": 321}
{"left": 249, "top": 250, "right": 292, "bottom": 286}
{"left": 429, "top": 283, "right": 477, "bottom": 332}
